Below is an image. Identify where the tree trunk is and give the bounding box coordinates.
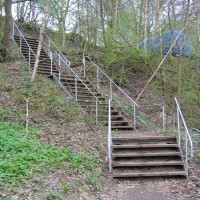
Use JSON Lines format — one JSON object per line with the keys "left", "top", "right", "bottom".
{"left": 143, "top": 0, "right": 148, "bottom": 52}
{"left": 177, "top": 0, "right": 191, "bottom": 100}
{"left": 31, "top": 0, "right": 52, "bottom": 81}
{"left": 0, "top": 0, "right": 3, "bottom": 27}
{"left": 99, "top": 0, "right": 106, "bottom": 46}
{"left": 1, "top": 0, "right": 12, "bottom": 50}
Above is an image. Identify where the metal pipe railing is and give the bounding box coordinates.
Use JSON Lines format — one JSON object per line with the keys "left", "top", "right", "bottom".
{"left": 12, "top": 21, "right": 37, "bottom": 71}
{"left": 108, "top": 99, "right": 112, "bottom": 172}
{"left": 83, "top": 55, "right": 166, "bottom": 131}
{"left": 174, "top": 97, "right": 193, "bottom": 178}
{"left": 84, "top": 56, "right": 139, "bottom": 106}
{"left": 191, "top": 128, "right": 200, "bottom": 134}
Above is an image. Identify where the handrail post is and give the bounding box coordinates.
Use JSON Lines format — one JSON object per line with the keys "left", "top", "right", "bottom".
{"left": 82, "top": 56, "right": 86, "bottom": 77}
{"left": 11, "top": 21, "right": 14, "bottom": 40}
{"left": 173, "top": 109, "right": 176, "bottom": 132}
{"left": 110, "top": 81, "right": 112, "bottom": 101}
{"left": 59, "top": 69, "right": 61, "bottom": 84}
{"left": 50, "top": 52, "right": 53, "bottom": 75}
{"left": 96, "top": 100, "right": 98, "bottom": 125}
{"left": 28, "top": 47, "right": 31, "bottom": 69}
{"left": 185, "top": 131, "right": 188, "bottom": 177}
{"left": 177, "top": 107, "right": 181, "bottom": 147}
{"left": 108, "top": 99, "right": 112, "bottom": 172}
{"left": 133, "top": 104, "right": 136, "bottom": 130}
{"left": 162, "top": 105, "right": 165, "bottom": 132}
{"left": 48, "top": 38, "right": 50, "bottom": 56}
{"left": 58, "top": 52, "right": 61, "bottom": 83}
{"left": 20, "top": 36, "right": 22, "bottom": 53}
{"left": 97, "top": 68, "right": 100, "bottom": 91}
{"left": 75, "top": 77, "right": 77, "bottom": 101}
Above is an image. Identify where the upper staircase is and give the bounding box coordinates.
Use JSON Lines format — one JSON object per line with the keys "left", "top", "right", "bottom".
{"left": 12, "top": 22, "right": 193, "bottom": 179}
{"left": 14, "top": 35, "right": 134, "bottom": 131}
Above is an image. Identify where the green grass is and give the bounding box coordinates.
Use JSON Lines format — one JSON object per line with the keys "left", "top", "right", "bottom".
{"left": 0, "top": 121, "right": 103, "bottom": 189}
{"left": 0, "top": 62, "right": 83, "bottom": 125}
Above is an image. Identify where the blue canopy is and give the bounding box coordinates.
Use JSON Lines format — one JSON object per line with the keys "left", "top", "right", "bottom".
{"left": 141, "top": 30, "right": 191, "bottom": 57}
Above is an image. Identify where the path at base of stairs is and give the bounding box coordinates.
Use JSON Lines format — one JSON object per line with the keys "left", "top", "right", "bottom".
{"left": 122, "top": 185, "right": 173, "bottom": 200}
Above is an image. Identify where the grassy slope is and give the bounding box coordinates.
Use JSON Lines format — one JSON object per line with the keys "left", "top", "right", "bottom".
{"left": 0, "top": 61, "right": 103, "bottom": 199}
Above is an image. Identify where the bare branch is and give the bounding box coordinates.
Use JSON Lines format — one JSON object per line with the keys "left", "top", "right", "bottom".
{"left": 12, "top": 0, "right": 33, "bottom": 4}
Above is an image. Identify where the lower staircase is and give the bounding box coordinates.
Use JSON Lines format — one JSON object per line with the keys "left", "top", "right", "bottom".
{"left": 13, "top": 32, "right": 187, "bottom": 179}
{"left": 112, "top": 135, "right": 186, "bottom": 178}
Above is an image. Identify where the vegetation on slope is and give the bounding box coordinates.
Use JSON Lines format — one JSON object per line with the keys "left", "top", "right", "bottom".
{"left": 0, "top": 60, "right": 103, "bottom": 199}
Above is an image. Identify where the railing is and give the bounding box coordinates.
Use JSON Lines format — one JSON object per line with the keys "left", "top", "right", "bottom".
{"left": 83, "top": 55, "right": 166, "bottom": 131}
{"left": 108, "top": 99, "right": 112, "bottom": 172}
{"left": 12, "top": 21, "right": 106, "bottom": 130}
{"left": 12, "top": 21, "right": 36, "bottom": 71}
{"left": 174, "top": 97, "right": 193, "bottom": 177}
{"left": 12, "top": 21, "right": 194, "bottom": 177}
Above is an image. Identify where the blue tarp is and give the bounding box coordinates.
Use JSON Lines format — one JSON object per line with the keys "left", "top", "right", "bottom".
{"left": 141, "top": 30, "right": 191, "bottom": 56}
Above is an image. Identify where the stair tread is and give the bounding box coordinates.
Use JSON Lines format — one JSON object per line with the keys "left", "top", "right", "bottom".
{"left": 113, "top": 161, "right": 184, "bottom": 167}
{"left": 112, "top": 136, "right": 176, "bottom": 140}
{"left": 111, "top": 126, "right": 134, "bottom": 129}
{"left": 14, "top": 35, "right": 37, "bottom": 40}
{"left": 113, "top": 171, "right": 186, "bottom": 177}
{"left": 112, "top": 152, "right": 180, "bottom": 157}
{"left": 112, "top": 144, "right": 179, "bottom": 148}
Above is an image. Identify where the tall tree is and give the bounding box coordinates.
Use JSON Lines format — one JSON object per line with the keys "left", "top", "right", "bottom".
{"left": 31, "top": 0, "right": 52, "bottom": 81}
{"left": 143, "top": 0, "right": 148, "bottom": 52}
{"left": 1, "top": 0, "right": 12, "bottom": 52}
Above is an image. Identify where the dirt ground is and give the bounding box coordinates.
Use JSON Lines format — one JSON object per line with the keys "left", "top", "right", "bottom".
{"left": 38, "top": 122, "right": 200, "bottom": 200}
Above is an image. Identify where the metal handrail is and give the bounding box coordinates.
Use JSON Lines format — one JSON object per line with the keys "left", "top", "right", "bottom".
{"left": 113, "top": 99, "right": 158, "bottom": 128}
{"left": 108, "top": 99, "right": 112, "bottom": 172}
{"left": 191, "top": 128, "right": 200, "bottom": 134}
{"left": 44, "top": 32, "right": 71, "bottom": 66}
{"left": 84, "top": 56, "right": 139, "bottom": 107}
{"left": 13, "top": 21, "right": 102, "bottom": 104}
{"left": 12, "top": 21, "right": 36, "bottom": 58}
{"left": 51, "top": 50, "right": 102, "bottom": 103}
{"left": 174, "top": 97, "right": 193, "bottom": 178}
{"left": 84, "top": 55, "right": 166, "bottom": 131}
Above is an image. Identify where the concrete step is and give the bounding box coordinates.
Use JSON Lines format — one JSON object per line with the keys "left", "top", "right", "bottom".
{"left": 112, "top": 152, "right": 181, "bottom": 158}
{"left": 112, "top": 161, "right": 184, "bottom": 167}
{"left": 112, "top": 144, "right": 179, "bottom": 149}
{"left": 113, "top": 171, "right": 186, "bottom": 178}
{"left": 112, "top": 136, "right": 177, "bottom": 144}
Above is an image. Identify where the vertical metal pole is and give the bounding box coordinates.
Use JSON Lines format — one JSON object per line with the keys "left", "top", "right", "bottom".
{"left": 75, "top": 77, "right": 77, "bottom": 101}
{"left": 20, "top": 36, "right": 22, "bottom": 53}
{"left": 108, "top": 99, "right": 112, "bottom": 172}
{"left": 177, "top": 108, "right": 181, "bottom": 147}
{"left": 58, "top": 52, "right": 61, "bottom": 83}
{"left": 110, "top": 81, "right": 112, "bottom": 101}
{"left": 50, "top": 52, "right": 53, "bottom": 75}
{"left": 12, "top": 21, "right": 14, "bottom": 40}
{"left": 28, "top": 47, "right": 31, "bottom": 69}
{"left": 48, "top": 38, "right": 50, "bottom": 56}
{"left": 173, "top": 109, "right": 176, "bottom": 132}
{"left": 185, "top": 131, "right": 188, "bottom": 178}
{"left": 133, "top": 104, "right": 136, "bottom": 130}
{"left": 96, "top": 100, "right": 98, "bottom": 125}
{"left": 83, "top": 56, "right": 86, "bottom": 77}
{"left": 162, "top": 105, "right": 165, "bottom": 132}
{"left": 97, "top": 68, "right": 100, "bottom": 91}
{"left": 59, "top": 70, "right": 61, "bottom": 84}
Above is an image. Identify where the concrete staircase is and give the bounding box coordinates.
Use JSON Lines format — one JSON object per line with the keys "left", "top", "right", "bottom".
{"left": 14, "top": 35, "right": 134, "bottom": 131}
{"left": 13, "top": 34, "right": 187, "bottom": 179}
{"left": 112, "top": 135, "right": 186, "bottom": 178}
